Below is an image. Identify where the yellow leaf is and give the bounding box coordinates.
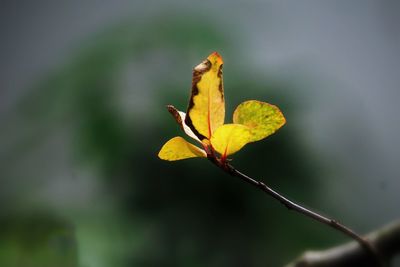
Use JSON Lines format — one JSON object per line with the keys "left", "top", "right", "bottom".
{"left": 210, "top": 124, "right": 252, "bottom": 157}
{"left": 185, "top": 52, "right": 225, "bottom": 140}
{"left": 158, "top": 136, "right": 206, "bottom": 161}
{"left": 233, "top": 100, "right": 286, "bottom": 142}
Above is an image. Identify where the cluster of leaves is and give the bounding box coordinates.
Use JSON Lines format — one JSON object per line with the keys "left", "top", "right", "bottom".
{"left": 158, "top": 52, "right": 286, "bottom": 163}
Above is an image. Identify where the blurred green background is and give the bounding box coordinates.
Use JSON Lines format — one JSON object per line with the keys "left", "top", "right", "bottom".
{"left": 1, "top": 1, "right": 399, "bottom": 267}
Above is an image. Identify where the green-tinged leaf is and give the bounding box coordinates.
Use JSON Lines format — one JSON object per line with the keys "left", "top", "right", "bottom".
{"left": 233, "top": 100, "right": 285, "bottom": 142}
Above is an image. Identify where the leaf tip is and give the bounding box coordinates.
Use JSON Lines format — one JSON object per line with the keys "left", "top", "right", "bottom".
{"left": 208, "top": 51, "right": 223, "bottom": 64}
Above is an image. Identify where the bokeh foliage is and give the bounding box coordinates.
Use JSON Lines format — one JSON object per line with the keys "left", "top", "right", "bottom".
{"left": 1, "top": 16, "right": 343, "bottom": 267}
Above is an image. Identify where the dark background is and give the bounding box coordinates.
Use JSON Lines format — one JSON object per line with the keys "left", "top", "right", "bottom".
{"left": 1, "top": 1, "right": 399, "bottom": 266}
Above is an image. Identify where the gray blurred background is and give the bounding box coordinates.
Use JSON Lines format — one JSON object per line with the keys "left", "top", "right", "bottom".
{"left": 0, "top": 1, "right": 399, "bottom": 266}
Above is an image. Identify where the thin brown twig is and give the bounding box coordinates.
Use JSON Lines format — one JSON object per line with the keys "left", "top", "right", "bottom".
{"left": 207, "top": 155, "right": 386, "bottom": 267}
{"left": 286, "top": 220, "right": 400, "bottom": 267}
